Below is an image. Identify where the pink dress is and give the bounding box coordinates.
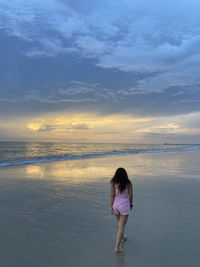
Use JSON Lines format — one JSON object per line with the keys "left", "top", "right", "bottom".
{"left": 112, "top": 185, "right": 131, "bottom": 215}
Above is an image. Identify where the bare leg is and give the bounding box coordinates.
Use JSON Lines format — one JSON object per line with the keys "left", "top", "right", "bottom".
{"left": 114, "top": 214, "right": 126, "bottom": 242}
{"left": 114, "top": 214, "right": 120, "bottom": 221}
{"left": 115, "top": 214, "right": 128, "bottom": 252}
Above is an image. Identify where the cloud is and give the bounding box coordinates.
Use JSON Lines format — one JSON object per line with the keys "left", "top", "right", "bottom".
{"left": 1, "top": 0, "right": 199, "bottom": 63}
{"left": 75, "top": 36, "right": 110, "bottom": 58}
{"left": 1, "top": 111, "right": 200, "bottom": 143}
{"left": 26, "top": 115, "right": 92, "bottom": 134}
{"left": 1, "top": 0, "right": 200, "bottom": 92}
{"left": 1, "top": 0, "right": 200, "bottom": 132}
{"left": 1, "top": 0, "right": 200, "bottom": 77}
{"left": 136, "top": 112, "right": 200, "bottom": 138}
{"left": 1, "top": 79, "right": 200, "bottom": 119}
{"left": 27, "top": 119, "right": 45, "bottom": 131}
{"left": 36, "top": 123, "right": 90, "bottom": 132}
{"left": 24, "top": 40, "right": 79, "bottom": 58}
{"left": 172, "top": 112, "right": 200, "bottom": 130}
{"left": 0, "top": 88, "right": 96, "bottom": 105}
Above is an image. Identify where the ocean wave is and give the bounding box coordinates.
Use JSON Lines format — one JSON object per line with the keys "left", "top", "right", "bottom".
{"left": 0, "top": 146, "right": 200, "bottom": 168}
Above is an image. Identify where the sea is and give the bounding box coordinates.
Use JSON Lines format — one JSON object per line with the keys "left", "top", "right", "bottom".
{"left": 0, "top": 141, "right": 200, "bottom": 168}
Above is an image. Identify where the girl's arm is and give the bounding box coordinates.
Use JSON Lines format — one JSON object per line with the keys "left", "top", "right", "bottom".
{"left": 110, "top": 183, "right": 115, "bottom": 213}
{"left": 128, "top": 182, "right": 133, "bottom": 208}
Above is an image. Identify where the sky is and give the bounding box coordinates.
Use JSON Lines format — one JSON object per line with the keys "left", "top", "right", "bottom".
{"left": 0, "top": 0, "right": 200, "bottom": 143}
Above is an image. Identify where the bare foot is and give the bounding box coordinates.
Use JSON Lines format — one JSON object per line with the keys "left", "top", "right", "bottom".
{"left": 121, "top": 236, "right": 127, "bottom": 243}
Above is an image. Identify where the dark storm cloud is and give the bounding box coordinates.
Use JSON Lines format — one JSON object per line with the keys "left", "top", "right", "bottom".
{"left": 0, "top": 0, "right": 200, "bottom": 119}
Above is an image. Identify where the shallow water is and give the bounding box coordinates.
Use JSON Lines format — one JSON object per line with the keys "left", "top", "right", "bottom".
{"left": 0, "top": 150, "right": 200, "bottom": 266}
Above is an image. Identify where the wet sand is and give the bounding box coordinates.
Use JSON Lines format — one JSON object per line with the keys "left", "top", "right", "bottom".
{"left": 0, "top": 150, "right": 200, "bottom": 267}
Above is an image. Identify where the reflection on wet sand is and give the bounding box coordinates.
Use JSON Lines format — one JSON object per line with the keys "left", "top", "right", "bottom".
{"left": 25, "top": 151, "right": 185, "bottom": 184}
{"left": 26, "top": 165, "right": 45, "bottom": 178}
{"left": 25, "top": 157, "right": 115, "bottom": 183}
{"left": 115, "top": 251, "right": 127, "bottom": 267}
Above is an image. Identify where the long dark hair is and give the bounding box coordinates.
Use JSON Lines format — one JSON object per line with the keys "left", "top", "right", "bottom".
{"left": 110, "top": 167, "right": 131, "bottom": 192}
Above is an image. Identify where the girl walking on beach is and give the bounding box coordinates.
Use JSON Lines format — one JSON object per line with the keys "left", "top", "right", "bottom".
{"left": 110, "top": 167, "right": 133, "bottom": 252}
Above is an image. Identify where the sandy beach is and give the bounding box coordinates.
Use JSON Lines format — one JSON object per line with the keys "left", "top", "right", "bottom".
{"left": 0, "top": 149, "right": 200, "bottom": 267}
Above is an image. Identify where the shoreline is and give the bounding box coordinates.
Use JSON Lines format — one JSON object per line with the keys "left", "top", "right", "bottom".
{"left": 1, "top": 145, "right": 200, "bottom": 169}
